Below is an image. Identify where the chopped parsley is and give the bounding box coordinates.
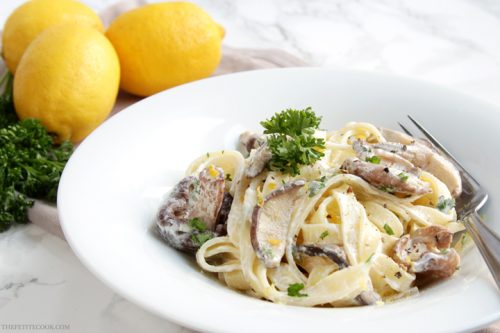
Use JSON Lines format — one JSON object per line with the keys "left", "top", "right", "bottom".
{"left": 188, "top": 217, "right": 207, "bottom": 232}
{"left": 436, "top": 196, "right": 455, "bottom": 214}
{"left": 383, "top": 224, "right": 395, "bottom": 235}
{"left": 287, "top": 283, "right": 308, "bottom": 297}
{"left": 261, "top": 108, "right": 325, "bottom": 176}
{"left": 398, "top": 172, "right": 409, "bottom": 182}
{"left": 225, "top": 173, "right": 233, "bottom": 181}
{"left": 189, "top": 178, "right": 201, "bottom": 200}
{"left": 260, "top": 246, "right": 274, "bottom": 259}
{"left": 365, "top": 155, "right": 381, "bottom": 164}
{"left": 189, "top": 218, "right": 213, "bottom": 246}
{"left": 191, "top": 232, "right": 212, "bottom": 246}
{"left": 365, "top": 253, "right": 375, "bottom": 263}
{"left": 360, "top": 144, "right": 371, "bottom": 153}
{"left": 308, "top": 176, "right": 327, "bottom": 197}
{"left": 319, "top": 230, "right": 329, "bottom": 240}
{"left": 378, "top": 185, "right": 395, "bottom": 193}
{"left": 460, "top": 233, "right": 468, "bottom": 248}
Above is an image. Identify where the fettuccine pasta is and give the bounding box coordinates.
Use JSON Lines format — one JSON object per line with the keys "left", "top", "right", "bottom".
{"left": 156, "top": 110, "right": 464, "bottom": 307}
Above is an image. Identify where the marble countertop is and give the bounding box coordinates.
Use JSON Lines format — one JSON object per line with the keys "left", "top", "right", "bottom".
{"left": 1, "top": 0, "right": 499, "bottom": 332}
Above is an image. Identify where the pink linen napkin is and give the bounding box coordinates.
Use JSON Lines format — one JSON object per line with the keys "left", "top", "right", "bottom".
{"left": 1, "top": 1, "right": 498, "bottom": 332}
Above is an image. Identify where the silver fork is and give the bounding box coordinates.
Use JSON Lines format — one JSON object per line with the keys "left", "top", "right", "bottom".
{"left": 399, "top": 115, "right": 500, "bottom": 289}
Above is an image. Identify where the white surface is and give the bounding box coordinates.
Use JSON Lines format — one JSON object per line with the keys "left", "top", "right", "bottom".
{"left": 1, "top": 1, "right": 500, "bottom": 332}
{"left": 58, "top": 68, "right": 500, "bottom": 333}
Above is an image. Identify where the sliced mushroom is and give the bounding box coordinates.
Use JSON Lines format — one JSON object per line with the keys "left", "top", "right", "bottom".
{"left": 405, "top": 142, "right": 462, "bottom": 197}
{"left": 157, "top": 166, "right": 227, "bottom": 253}
{"left": 295, "top": 244, "right": 349, "bottom": 269}
{"left": 246, "top": 143, "right": 273, "bottom": 178}
{"left": 190, "top": 167, "right": 226, "bottom": 230}
{"left": 372, "top": 141, "right": 428, "bottom": 171}
{"left": 378, "top": 129, "right": 462, "bottom": 197}
{"left": 353, "top": 140, "right": 419, "bottom": 175}
{"left": 341, "top": 158, "right": 431, "bottom": 195}
{"left": 380, "top": 128, "right": 415, "bottom": 145}
{"left": 411, "top": 251, "right": 460, "bottom": 279}
{"left": 392, "top": 225, "right": 460, "bottom": 280}
{"left": 410, "top": 225, "right": 453, "bottom": 248}
{"left": 238, "top": 131, "right": 272, "bottom": 178}
{"left": 214, "top": 192, "right": 233, "bottom": 236}
{"left": 380, "top": 127, "right": 436, "bottom": 150}
{"left": 157, "top": 176, "right": 197, "bottom": 252}
{"left": 251, "top": 180, "right": 305, "bottom": 268}
{"left": 354, "top": 290, "right": 382, "bottom": 305}
{"left": 237, "top": 131, "right": 263, "bottom": 157}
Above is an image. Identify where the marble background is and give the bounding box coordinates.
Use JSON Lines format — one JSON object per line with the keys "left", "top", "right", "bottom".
{"left": 1, "top": 0, "right": 499, "bottom": 332}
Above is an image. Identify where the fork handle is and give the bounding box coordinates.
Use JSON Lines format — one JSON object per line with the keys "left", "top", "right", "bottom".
{"left": 462, "top": 212, "right": 500, "bottom": 289}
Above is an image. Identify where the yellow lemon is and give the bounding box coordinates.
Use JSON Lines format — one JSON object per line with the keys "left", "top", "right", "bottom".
{"left": 106, "top": 2, "right": 224, "bottom": 97}
{"left": 14, "top": 25, "right": 120, "bottom": 143}
{"left": 2, "top": 0, "right": 103, "bottom": 73}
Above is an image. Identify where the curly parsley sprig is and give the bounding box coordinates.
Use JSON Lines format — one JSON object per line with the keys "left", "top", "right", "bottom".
{"left": 260, "top": 108, "right": 326, "bottom": 176}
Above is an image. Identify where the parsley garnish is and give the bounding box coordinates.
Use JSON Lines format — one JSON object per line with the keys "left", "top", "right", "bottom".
{"left": 460, "top": 233, "right": 468, "bottom": 248}
{"left": 225, "top": 173, "right": 232, "bottom": 181}
{"left": 383, "top": 224, "right": 395, "bottom": 235}
{"left": 191, "top": 232, "right": 212, "bottom": 246}
{"left": 319, "top": 230, "right": 329, "bottom": 240}
{"left": 378, "top": 185, "right": 395, "bottom": 193}
{"left": 436, "top": 196, "right": 455, "bottom": 214}
{"left": 365, "top": 155, "right": 381, "bottom": 164}
{"left": 188, "top": 217, "right": 207, "bottom": 232}
{"left": 365, "top": 253, "right": 375, "bottom": 263}
{"left": 261, "top": 107, "right": 322, "bottom": 135}
{"left": 189, "top": 179, "right": 201, "bottom": 201}
{"left": 398, "top": 172, "right": 409, "bottom": 182}
{"left": 260, "top": 245, "right": 274, "bottom": 259}
{"left": 308, "top": 176, "right": 327, "bottom": 197}
{"left": 261, "top": 108, "right": 325, "bottom": 176}
{"left": 189, "top": 218, "right": 212, "bottom": 245}
{"left": 287, "top": 283, "right": 308, "bottom": 297}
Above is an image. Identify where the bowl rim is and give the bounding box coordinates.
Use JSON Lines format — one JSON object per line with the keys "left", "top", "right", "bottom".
{"left": 58, "top": 67, "right": 500, "bottom": 333}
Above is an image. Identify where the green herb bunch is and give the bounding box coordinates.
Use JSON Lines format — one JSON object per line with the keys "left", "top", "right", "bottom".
{"left": 260, "top": 107, "right": 326, "bottom": 176}
{"left": 0, "top": 71, "right": 73, "bottom": 232}
{"left": 0, "top": 70, "right": 16, "bottom": 127}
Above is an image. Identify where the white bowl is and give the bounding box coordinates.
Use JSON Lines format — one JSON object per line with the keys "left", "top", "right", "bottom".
{"left": 58, "top": 68, "right": 500, "bottom": 333}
